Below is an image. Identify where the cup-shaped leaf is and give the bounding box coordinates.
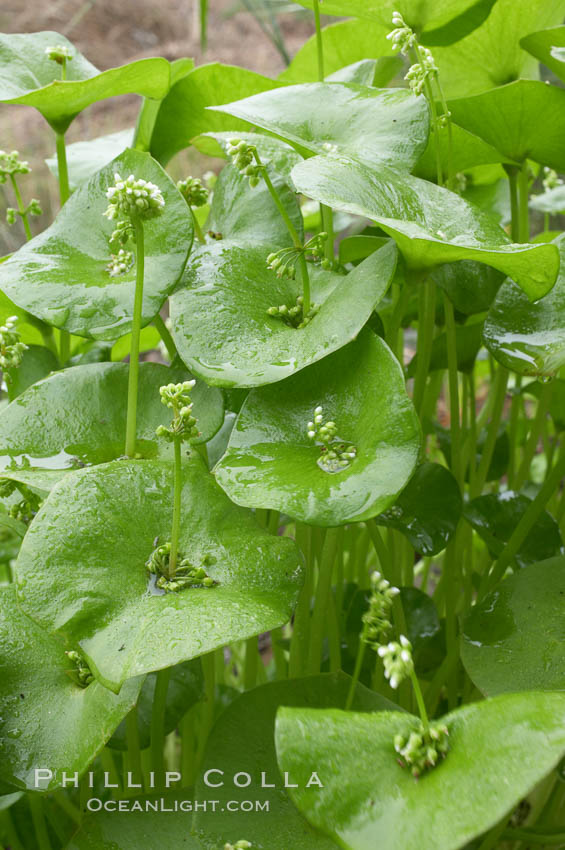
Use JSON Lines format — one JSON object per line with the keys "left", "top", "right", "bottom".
{"left": 192, "top": 674, "right": 398, "bottom": 849}
{"left": 433, "top": 0, "right": 565, "bottom": 98}
{"left": 462, "top": 556, "right": 565, "bottom": 695}
{"left": 375, "top": 462, "right": 462, "bottom": 555}
{"left": 215, "top": 330, "right": 421, "bottom": 526}
{"left": 0, "top": 148, "right": 192, "bottom": 340}
{"left": 484, "top": 236, "right": 565, "bottom": 377}
{"left": 149, "top": 62, "right": 282, "bottom": 164}
{"left": 211, "top": 83, "right": 429, "bottom": 170}
{"left": 463, "top": 491, "right": 563, "bottom": 568}
{"left": 0, "top": 586, "right": 142, "bottom": 792}
{"left": 0, "top": 362, "right": 223, "bottom": 477}
{"left": 170, "top": 165, "right": 398, "bottom": 387}
{"left": 0, "top": 32, "right": 170, "bottom": 134}
{"left": 291, "top": 155, "right": 559, "bottom": 300}
{"left": 275, "top": 693, "right": 565, "bottom": 850}
{"left": 16, "top": 455, "right": 303, "bottom": 692}
{"left": 448, "top": 80, "right": 565, "bottom": 170}
{"left": 521, "top": 25, "right": 565, "bottom": 84}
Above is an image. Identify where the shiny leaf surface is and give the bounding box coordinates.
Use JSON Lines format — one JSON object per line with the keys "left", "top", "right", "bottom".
{"left": 462, "top": 556, "right": 565, "bottom": 695}
{"left": 215, "top": 331, "right": 421, "bottom": 526}
{"left": 275, "top": 693, "right": 565, "bottom": 850}
{"left": 291, "top": 155, "right": 559, "bottom": 299}
{"left": 0, "top": 148, "right": 192, "bottom": 340}
{"left": 521, "top": 25, "right": 565, "bottom": 84}
{"left": 16, "top": 456, "right": 303, "bottom": 691}
{"left": 0, "top": 586, "right": 142, "bottom": 792}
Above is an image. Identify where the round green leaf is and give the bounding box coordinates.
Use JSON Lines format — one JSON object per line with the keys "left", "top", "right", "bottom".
{"left": 0, "top": 362, "right": 223, "bottom": 473}
{"left": 211, "top": 83, "right": 430, "bottom": 170}
{"left": 215, "top": 330, "right": 421, "bottom": 526}
{"left": 524, "top": 378, "right": 565, "bottom": 432}
{"left": 275, "top": 692, "right": 565, "bottom": 850}
{"left": 433, "top": 0, "right": 565, "bottom": 99}
{"left": 431, "top": 260, "right": 503, "bottom": 316}
{"left": 0, "top": 586, "right": 142, "bottom": 792}
{"left": 462, "top": 556, "right": 565, "bottom": 695}
{"left": 375, "top": 462, "right": 462, "bottom": 555}
{"left": 0, "top": 148, "right": 192, "bottom": 340}
{"left": 16, "top": 456, "right": 303, "bottom": 692}
{"left": 291, "top": 155, "right": 559, "bottom": 300}
{"left": 149, "top": 62, "right": 282, "bottom": 165}
{"left": 193, "top": 674, "right": 397, "bottom": 850}
{"left": 0, "top": 32, "right": 170, "bottom": 134}
{"left": 484, "top": 236, "right": 565, "bottom": 377}
{"left": 448, "top": 81, "right": 565, "bottom": 170}
{"left": 521, "top": 25, "right": 565, "bottom": 84}
{"left": 463, "top": 491, "right": 563, "bottom": 568}
{"left": 108, "top": 658, "right": 204, "bottom": 750}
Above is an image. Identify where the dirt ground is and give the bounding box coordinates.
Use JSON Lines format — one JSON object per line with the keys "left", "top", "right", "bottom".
{"left": 0, "top": 0, "right": 315, "bottom": 251}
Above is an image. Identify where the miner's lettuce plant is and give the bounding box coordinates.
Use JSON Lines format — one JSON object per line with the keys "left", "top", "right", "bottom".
{"left": 1, "top": 2, "right": 565, "bottom": 848}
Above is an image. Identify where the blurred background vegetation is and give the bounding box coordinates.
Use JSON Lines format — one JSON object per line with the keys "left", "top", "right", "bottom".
{"left": 0, "top": 0, "right": 317, "bottom": 253}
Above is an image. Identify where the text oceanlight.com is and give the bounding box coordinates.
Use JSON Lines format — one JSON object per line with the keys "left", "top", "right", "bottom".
{"left": 86, "top": 798, "right": 271, "bottom": 813}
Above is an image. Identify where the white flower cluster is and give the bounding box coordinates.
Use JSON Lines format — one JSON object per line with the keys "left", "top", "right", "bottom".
{"left": 0, "top": 316, "right": 27, "bottom": 372}
{"left": 377, "top": 635, "right": 414, "bottom": 689}
{"left": 106, "top": 248, "right": 134, "bottom": 277}
{"left": 386, "top": 11, "right": 417, "bottom": 55}
{"left": 156, "top": 381, "right": 200, "bottom": 444}
{"left": 362, "top": 571, "right": 400, "bottom": 650}
{"left": 224, "top": 842, "right": 252, "bottom": 850}
{"left": 45, "top": 44, "right": 74, "bottom": 65}
{"left": 104, "top": 173, "right": 165, "bottom": 222}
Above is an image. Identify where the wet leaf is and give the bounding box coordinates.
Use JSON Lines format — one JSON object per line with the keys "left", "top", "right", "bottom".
{"left": 0, "top": 586, "right": 142, "bottom": 792}
{"left": 448, "top": 81, "right": 565, "bottom": 170}
{"left": 275, "top": 692, "right": 565, "bottom": 850}
{"left": 0, "top": 361, "right": 223, "bottom": 472}
{"left": 6, "top": 344, "right": 59, "bottom": 401}
{"left": 463, "top": 491, "right": 563, "bottom": 567}
{"left": 431, "top": 260, "right": 503, "bottom": 316}
{"left": 291, "top": 155, "right": 559, "bottom": 300}
{"left": 484, "top": 235, "right": 565, "bottom": 377}
{"left": 171, "top": 166, "right": 398, "bottom": 388}
{"left": 0, "top": 31, "right": 170, "bottom": 134}
{"left": 462, "top": 556, "right": 565, "bottom": 695}
{"left": 214, "top": 330, "right": 421, "bottom": 526}
{"left": 521, "top": 25, "right": 565, "bottom": 84}
{"left": 16, "top": 455, "right": 303, "bottom": 692}
{"left": 149, "top": 62, "right": 282, "bottom": 164}
{"left": 193, "top": 674, "right": 397, "bottom": 849}
{"left": 0, "top": 148, "right": 192, "bottom": 340}
{"left": 375, "top": 463, "right": 462, "bottom": 555}
{"left": 212, "top": 82, "right": 430, "bottom": 170}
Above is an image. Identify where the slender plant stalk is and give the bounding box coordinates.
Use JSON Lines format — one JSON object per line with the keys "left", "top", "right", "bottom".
{"left": 1, "top": 809, "right": 26, "bottom": 850}
{"left": 244, "top": 635, "right": 259, "bottom": 690}
{"left": 190, "top": 206, "right": 206, "bottom": 243}
{"left": 321, "top": 203, "right": 334, "bottom": 263}
{"left": 55, "top": 131, "right": 72, "bottom": 363}
{"left": 412, "top": 277, "right": 436, "bottom": 415}
{"left": 506, "top": 166, "right": 520, "bottom": 242}
{"left": 124, "top": 219, "right": 145, "bottom": 457}
{"left": 9, "top": 174, "right": 32, "bottom": 240}
{"left": 153, "top": 313, "right": 177, "bottom": 361}
{"left": 312, "top": 0, "right": 325, "bottom": 80}
{"left": 150, "top": 667, "right": 171, "bottom": 788}
{"left": 502, "top": 828, "right": 565, "bottom": 845}
{"left": 471, "top": 367, "right": 508, "bottom": 497}
{"left": 345, "top": 637, "right": 367, "bottom": 710}
{"left": 169, "top": 434, "right": 182, "bottom": 577}
{"left": 517, "top": 160, "right": 530, "bottom": 242}
{"left": 443, "top": 292, "right": 462, "bottom": 485}
{"left": 409, "top": 670, "right": 430, "bottom": 732}
{"left": 307, "top": 528, "right": 338, "bottom": 674}
{"left": 513, "top": 383, "right": 552, "bottom": 489}
{"left": 52, "top": 790, "right": 81, "bottom": 825}
{"left": 125, "top": 709, "right": 144, "bottom": 793}
{"left": 29, "top": 794, "right": 52, "bottom": 850}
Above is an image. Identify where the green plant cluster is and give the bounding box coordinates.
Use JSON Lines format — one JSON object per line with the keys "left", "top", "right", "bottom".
{"left": 1, "top": 5, "right": 565, "bottom": 849}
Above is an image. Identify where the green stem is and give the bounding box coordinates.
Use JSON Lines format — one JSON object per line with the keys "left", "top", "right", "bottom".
{"left": 190, "top": 206, "right": 206, "bottom": 244}
{"left": 477, "top": 816, "right": 510, "bottom": 850}
{"left": 271, "top": 626, "right": 287, "bottom": 679}
{"left": 55, "top": 132, "right": 70, "bottom": 205}
{"left": 9, "top": 174, "right": 32, "bottom": 240}
{"left": 432, "top": 71, "right": 454, "bottom": 190}
{"left": 409, "top": 670, "right": 430, "bottom": 732}
{"left": 502, "top": 827, "right": 565, "bottom": 845}
{"left": 59, "top": 330, "right": 70, "bottom": 366}
{"left": 52, "top": 790, "right": 81, "bottom": 825}
{"left": 307, "top": 528, "right": 338, "bottom": 674}
{"left": 506, "top": 166, "right": 520, "bottom": 242}
{"left": 169, "top": 435, "right": 182, "bottom": 578}
{"left": 507, "top": 373, "right": 523, "bottom": 487}
{"left": 483, "top": 444, "right": 565, "bottom": 595}
{"left": 297, "top": 252, "right": 311, "bottom": 316}
{"left": 125, "top": 219, "right": 145, "bottom": 457}
{"left": 244, "top": 635, "right": 259, "bottom": 690}
{"left": 517, "top": 160, "right": 530, "bottom": 243}
{"left": 471, "top": 367, "right": 508, "bottom": 497}
{"left": 61, "top": 57, "right": 67, "bottom": 81}
{"left": 345, "top": 635, "right": 366, "bottom": 710}
{"left": 0, "top": 809, "right": 25, "bottom": 850}
{"left": 150, "top": 667, "right": 171, "bottom": 789}
{"left": 29, "top": 795, "right": 52, "bottom": 850}
{"left": 412, "top": 277, "right": 436, "bottom": 416}
{"left": 514, "top": 382, "right": 551, "bottom": 489}
{"left": 312, "top": 0, "right": 325, "bottom": 80}
{"left": 321, "top": 203, "right": 334, "bottom": 263}
{"left": 153, "top": 313, "right": 177, "bottom": 361}
{"left": 443, "top": 292, "right": 462, "bottom": 485}
{"left": 125, "top": 709, "right": 144, "bottom": 793}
